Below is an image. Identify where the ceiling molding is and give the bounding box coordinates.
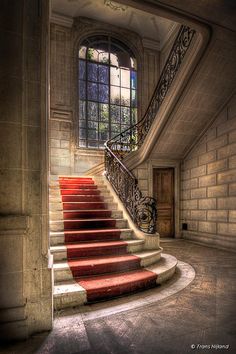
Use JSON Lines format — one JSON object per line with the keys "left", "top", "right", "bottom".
{"left": 142, "top": 38, "right": 160, "bottom": 51}
{"left": 50, "top": 12, "right": 74, "bottom": 28}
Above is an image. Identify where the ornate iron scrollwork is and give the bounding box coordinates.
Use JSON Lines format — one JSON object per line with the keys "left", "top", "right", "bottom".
{"left": 105, "top": 25, "right": 195, "bottom": 234}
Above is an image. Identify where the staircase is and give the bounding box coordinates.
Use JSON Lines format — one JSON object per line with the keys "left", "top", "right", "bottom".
{"left": 84, "top": 162, "right": 104, "bottom": 176}
{"left": 50, "top": 175, "right": 177, "bottom": 309}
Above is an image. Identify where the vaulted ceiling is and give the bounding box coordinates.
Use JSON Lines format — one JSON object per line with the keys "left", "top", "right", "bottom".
{"left": 51, "top": 0, "right": 177, "bottom": 49}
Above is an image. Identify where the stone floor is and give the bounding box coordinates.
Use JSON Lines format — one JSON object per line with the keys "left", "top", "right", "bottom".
{"left": 1, "top": 240, "right": 236, "bottom": 354}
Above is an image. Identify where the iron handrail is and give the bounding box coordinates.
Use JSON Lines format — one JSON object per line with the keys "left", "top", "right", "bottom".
{"left": 105, "top": 25, "right": 195, "bottom": 234}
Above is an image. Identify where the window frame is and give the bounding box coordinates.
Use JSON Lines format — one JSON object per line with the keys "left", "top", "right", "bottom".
{"left": 78, "top": 35, "right": 138, "bottom": 149}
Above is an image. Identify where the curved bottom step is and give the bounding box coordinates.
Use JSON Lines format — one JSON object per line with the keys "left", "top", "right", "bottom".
{"left": 53, "top": 253, "right": 177, "bottom": 310}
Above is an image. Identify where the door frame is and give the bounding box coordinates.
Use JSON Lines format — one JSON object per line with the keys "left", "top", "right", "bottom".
{"left": 148, "top": 159, "right": 181, "bottom": 238}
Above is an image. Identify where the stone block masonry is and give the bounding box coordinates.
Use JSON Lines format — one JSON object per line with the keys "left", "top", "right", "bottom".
{"left": 50, "top": 119, "right": 72, "bottom": 175}
{"left": 181, "top": 94, "right": 236, "bottom": 251}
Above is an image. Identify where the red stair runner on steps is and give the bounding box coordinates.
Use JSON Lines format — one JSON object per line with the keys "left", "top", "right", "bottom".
{"left": 78, "top": 269, "right": 157, "bottom": 302}
{"left": 64, "top": 229, "right": 122, "bottom": 243}
{"left": 64, "top": 218, "right": 117, "bottom": 230}
{"left": 62, "top": 202, "right": 108, "bottom": 210}
{"left": 62, "top": 195, "right": 103, "bottom": 202}
{"left": 63, "top": 210, "right": 112, "bottom": 219}
{"left": 66, "top": 241, "right": 128, "bottom": 258}
{"left": 68, "top": 254, "right": 140, "bottom": 277}
{"left": 61, "top": 189, "right": 100, "bottom": 195}
{"left": 58, "top": 176, "right": 157, "bottom": 302}
{"left": 60, "top": 183, "right": 98, "bottom": 189}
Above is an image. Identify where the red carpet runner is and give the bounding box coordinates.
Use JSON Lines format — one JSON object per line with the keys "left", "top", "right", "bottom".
{"left": 59, "top": 177, "right": 157, "bottom": 302}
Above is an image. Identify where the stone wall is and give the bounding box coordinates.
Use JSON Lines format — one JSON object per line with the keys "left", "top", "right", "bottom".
{"left": 0, "top": 0, "right": 52, "bottom": 340}
{"left": 49, "top": 17, "right": 160, "bottom": 175}
{"left": 133, "top": 162, "right": 149, "bottom": 197}
{"left": 181, "top": 94, "right": 236, "bottom": 251}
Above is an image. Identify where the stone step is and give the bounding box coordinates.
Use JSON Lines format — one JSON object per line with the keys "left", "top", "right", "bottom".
{"left": 50, "top": 181, "right": 106, "bottom": 189}
{"left": 50, "top": 184, "right": 108, "bottom": 191}
{"left": 50, "top": 228, "right": 134, "bottom": 246}
{"left": 50, "top": 195, "right": 113, "bottom": 203}
{"left": 49, "top": 202, "right": 118, "bottom": 212}
{"left": 50, "top": 218, "right": 127, "bottom": 232}
{"left": 53, "top": 254, "right": 177, "bottom": 309}
{"left": 51, "top": 239, "right": 145, "bottom": 261}
{"left": 60, "top": 189, "right": 102, "bottom": 196}
{"left": 53, "top": 249, "right": 162, "bottom": 282}
{"left": 49, "top": 209, "right": 123, "bottom": 221}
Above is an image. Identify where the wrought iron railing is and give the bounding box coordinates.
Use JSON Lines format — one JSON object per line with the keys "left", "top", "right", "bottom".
{"left": 105, "top": 25, "right": 195, "bottom": 234}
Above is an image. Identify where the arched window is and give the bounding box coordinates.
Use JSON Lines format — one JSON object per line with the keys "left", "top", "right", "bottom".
{"left": 78, "top": 35, "right": 137, "bottom": 149}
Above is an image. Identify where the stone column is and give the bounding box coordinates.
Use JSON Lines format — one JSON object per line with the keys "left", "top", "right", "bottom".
{"left": 0, "top": 0, "right": 53, "bottom": 340}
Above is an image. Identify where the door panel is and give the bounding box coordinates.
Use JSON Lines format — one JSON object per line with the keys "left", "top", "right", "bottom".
{"left": 153, "top": 168, "right": 174, "bottom": 238}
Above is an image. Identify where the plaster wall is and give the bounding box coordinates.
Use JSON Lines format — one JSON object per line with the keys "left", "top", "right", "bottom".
{"left": 181, "top": 94, "right": 236, "bottom": 251}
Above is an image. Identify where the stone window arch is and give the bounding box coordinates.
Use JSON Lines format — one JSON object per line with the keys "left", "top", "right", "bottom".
{"left": 78, "top": 35, "right": 138, "bottom": 149}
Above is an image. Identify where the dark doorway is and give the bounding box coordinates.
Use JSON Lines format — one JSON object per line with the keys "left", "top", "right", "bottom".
{"left": 153, "top": 168, "right": 175, "bottom": 237}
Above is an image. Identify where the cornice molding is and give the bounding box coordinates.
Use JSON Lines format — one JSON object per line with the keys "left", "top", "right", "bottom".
{"left": 50, "top": 12, "right": 73, "bottom": 28}
{"left": 142, "top": 37, "right": 160, "bottom": 51}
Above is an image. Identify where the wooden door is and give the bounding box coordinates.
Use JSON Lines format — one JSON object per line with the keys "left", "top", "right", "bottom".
{"left": 153, "top": 168, "right": 174, "bottom": 238}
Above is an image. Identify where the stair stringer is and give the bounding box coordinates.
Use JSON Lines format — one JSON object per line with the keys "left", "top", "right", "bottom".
{"left": 84, "top": 162, "right": 105, "bottom": 176}
{"left": 124, "top": 25, "right": 211, "bottom": 171}
{"left": 100, "top": 176, "right": 162, "bottom": 252}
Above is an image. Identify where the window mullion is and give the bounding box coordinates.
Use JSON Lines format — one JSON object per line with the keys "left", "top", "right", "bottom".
{"left": 85, "top": 56, "right": 88, "bottom": 148}
{"left": 108, "top": 36, "right": 111, "bottom": 140}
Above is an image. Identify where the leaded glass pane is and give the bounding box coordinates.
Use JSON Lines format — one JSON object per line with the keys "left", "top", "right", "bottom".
{"left": 111, "top": 124, "right": 120, "bottom": 135}
{"left": 98, "top": 65, "right": 109, "bottom": 84}
{"left": 79, "top": 128, "right": 86, "bottom": 139}
{"left": 79, "top": 60, "right": 86, "bottom": 80}
{"left": 79, "top": 140, "right": 86, "bottom": 147}
{"left": 79, "top": 120, "right": 86, "bottom": 128}
{"left": 131, "top": 90, "right": 137, "bottom": 107}
{"left": 87, "top": 48, "right": 99, "bottom": 61}
{"left": 121, "top": 107, "right": 130, "bottom": 125}
{"left": 87, "top": 82, "right": 98, "bottom": 101}
{"left": 121, "top": 124, "right": 129, "bottom": 131}
{"left": 110, "top": 67, "right": 120, "bottom": 86}
{"left": 98, "top": 51, "right": 109, "bottom": 64}
{"left": 88, "top": 63, "right": 98, "bottom": 82}
{"left": 99, "top": 84, "right": 109, "bottom": 103}
{"left": 88, "top": 129, "right": 98, "bottom": 140}
{"left": 131, "top": 108, "right": 137, "bottom": 124}
{"left": 131, "top": 57, "right": 137, "bottom": 70}
{"left": 88, "top": 101, "right": 98, "bottom": 120}
{"left": 121, "top": 69, "right": 130, "bottom": 88}
{"left": 99, "top": 123, "right": 109, "bottom": 140}
{"left": 79, "top": 100, "right": 86, "bottom": 119}
{"left": 99, "top": 104, "right": 109, "bottom": 121}
{"left": 110, "top": 53, "right": 119, "bottom": 67}
{"left": 111, "top": 105, "right": 120, "bottom": 123}
{"left": 79, "top": 46, "right": 86, "bottom": 59}
{"left": 111, "top": 86, "right": 120, "bottom": 104}
{"left": 79, "top": 80, "right": 86, "bottom": 100}
{"left": 88, "top": 121, "right": 98, "bottom": 130}
{"left": 88, "top": 141, "right": 98, "bottom": 148}
{"left": 121, "top": 88, "right": 130, "bottom": 106}
{"left": 131, "top": 71, "right": 137, "bottom": 89}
